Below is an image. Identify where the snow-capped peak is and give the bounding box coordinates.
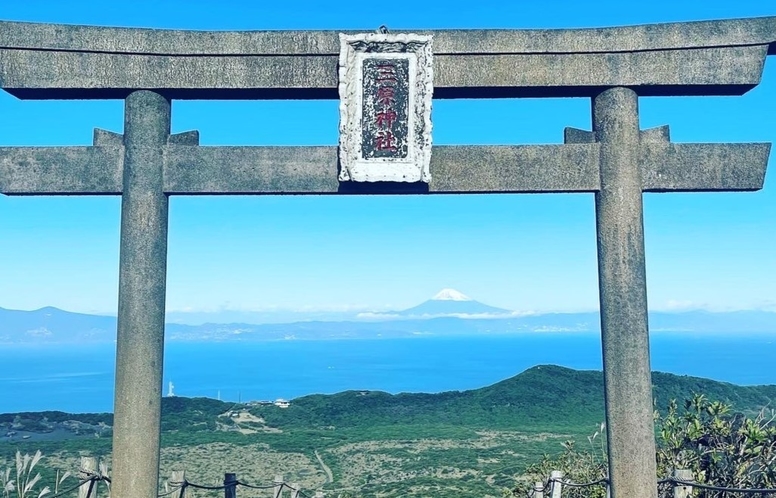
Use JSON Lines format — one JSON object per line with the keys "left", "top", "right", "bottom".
{"left": 432, "top": 289, "right": 472, "bottom": 301}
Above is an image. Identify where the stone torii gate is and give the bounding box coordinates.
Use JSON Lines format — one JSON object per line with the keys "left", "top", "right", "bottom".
{"left": 1, "top": 16, "right": 775, "bottom": 498}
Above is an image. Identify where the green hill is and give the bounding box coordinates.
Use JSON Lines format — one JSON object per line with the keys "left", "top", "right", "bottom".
{"left": 4, "top": 366, "right": 776, "bottom": 498}
{"left": 256, "top": 365, "right": 776, "bottom": 432}
{"left": 4, "top": 365, "right": 776, "bottom": 438}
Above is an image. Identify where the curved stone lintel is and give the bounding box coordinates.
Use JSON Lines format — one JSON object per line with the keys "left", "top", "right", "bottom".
{"left": 0, "top": 44, "right": 768, "bottom": 99}
{"left": 0, "top": 17, "right": 774, "bottom": 99}
{"left": 0, "top": 16, "right": 773, "bottom": 56}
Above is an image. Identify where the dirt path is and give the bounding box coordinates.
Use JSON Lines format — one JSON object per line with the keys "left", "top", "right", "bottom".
{"left": 315, "top": 450, "right": 334, "bottom": 484}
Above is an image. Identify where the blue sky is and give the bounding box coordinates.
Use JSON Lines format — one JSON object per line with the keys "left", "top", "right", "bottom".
{"left": 0, "top": 0, "right": 775, "bottom": 316}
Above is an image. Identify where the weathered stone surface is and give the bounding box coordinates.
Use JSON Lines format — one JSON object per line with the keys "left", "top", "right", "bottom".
{"left": 641, "top": 143, "right": 770, "bottom": 192}
{"left": 594, "top": 87, "right": 656, "bottom": 498}
{"left": 568, "top": 125, "right": 670, "bottom": 144}
{"left": 0, "top": 143, "right": 767, "bottom": 195}
{"left": 434, "top": 45, "right": 768, "bottom": 98}
{"left": 428, "top": 145, "right": 600, "bottom": 193}
{"left": 564, "top": 124, "right": 769, "bottom": 192}
{"left": 167, "top": 130, "right": 200, "bottom": 146}
{"left": 164, "top": 145, "right": 600, "bottom": 194}
{"left": 163, "top": 146, "right": 340, "bottom": 194}
{"left": 112, "top": 90, "right": 170, "bottom": 498}
{"left": 0, "top": 147, "right": 122, "bottom": 194}
{"left": 0, "top": 52, "right": 339, "bottom": 99}
{"left": 640, "top": 125, "right": 670, "bottom": 143}
{"left": 0, "top": 46, "right": 766, "bottom": 99}
{"left": 0, "top": 17, "right": 774, "bottom": 99}
{"left": 93, "top": 128, "right": 124, "bottom": 146}
{"left": 0, "top": 17, "right": 773, "bottom": 55}
{"left": 564, "top": 127, "right": 596, "bottom": 144}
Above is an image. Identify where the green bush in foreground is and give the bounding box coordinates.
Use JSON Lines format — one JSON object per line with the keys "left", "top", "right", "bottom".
{"left": 508, "top": 426, "right": 608, "bottom": 498}
{"left": 656, "top": 394, "right": 776, "bottom": 489}
{"left": 510, "top": 395, "right": 776, "bottom": 497}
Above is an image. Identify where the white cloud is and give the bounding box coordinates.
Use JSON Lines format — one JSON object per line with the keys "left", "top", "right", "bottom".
{"left": 660, "top": 300, "right": 703, "bottom": 311}
{"left": 356, "top": 310, "right": 538, "bottom": 321}
{"left": 166, "top": 303, "right": 395, "bottom": 315}
{"left": 652, "top": 299, "right": 774, "bottom": 313}
{"left": 753, "top": 299, "right": 776, "bottom": 312}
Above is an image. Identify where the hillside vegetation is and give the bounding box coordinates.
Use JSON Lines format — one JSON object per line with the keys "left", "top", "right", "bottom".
{"left": 3, "top": 365, "right": 776, "bottom": 498}
{"left": 258, "top": 365, "right": 776, "bottom": 431}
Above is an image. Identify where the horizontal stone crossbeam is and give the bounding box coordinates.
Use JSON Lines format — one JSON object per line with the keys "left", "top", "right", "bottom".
{"left": 0, "top": 142, "right": 768, "bottom": 195}
{"left": 2, "top": 18, "right": 775, "bottom": 54}
{"left": 1, "top": 17, "right": 775, "bottom": 99}
{"left": 0, "top": 147, "right": 122, "bottom": 194}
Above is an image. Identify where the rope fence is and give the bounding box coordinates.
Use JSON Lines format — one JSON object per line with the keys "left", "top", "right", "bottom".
{"left": 658, "top": 475, "right": 776, "bottom": 498}
{"left": 39, "top": 458, "right": 322, "bottom": 498}
{"left": 43, "top": 477, "right": 100, "bottom": 498}
{"left": 528, "top": 471, "right": 776, "bottom": 498}
{"left": 35, "top": 465, "right": 113, "bottom": 498}
{"left": 35, "top": 458, "right": 776, "bottom": 498}
{"left": 658, "top": 477, "right": 776, "bottom": 494}
{"left": 529, "top": 471, "right": 609, "bottom": 498}
{"left": 165, "top": 474, "right": 316, "bottom": 498}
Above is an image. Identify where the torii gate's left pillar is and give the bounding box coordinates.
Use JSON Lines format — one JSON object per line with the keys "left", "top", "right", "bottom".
{"left": 113, "top": 90, "right": 171, "bottom": 498}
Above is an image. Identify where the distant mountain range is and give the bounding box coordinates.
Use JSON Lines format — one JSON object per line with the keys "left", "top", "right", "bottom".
{"left": 1, "top": 289, "right": 775, "bottom": 344}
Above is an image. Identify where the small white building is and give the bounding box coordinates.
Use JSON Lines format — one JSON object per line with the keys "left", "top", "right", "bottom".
{"left": 273, "top": 399, "right": 290, "bottom": 409}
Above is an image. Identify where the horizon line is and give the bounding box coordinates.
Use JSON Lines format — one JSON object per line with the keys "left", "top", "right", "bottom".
{"left": 3, "top": 304, "right": 776, "bottom": 317}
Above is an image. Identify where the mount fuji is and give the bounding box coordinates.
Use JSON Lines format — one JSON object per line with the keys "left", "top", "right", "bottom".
{"left": 389, "top": 289, "right": 514, "bottom": 318}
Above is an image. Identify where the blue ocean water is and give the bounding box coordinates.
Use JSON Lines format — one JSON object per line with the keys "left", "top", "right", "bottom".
{"left": 1, "top": 333, "right": 774, "bottom": 413}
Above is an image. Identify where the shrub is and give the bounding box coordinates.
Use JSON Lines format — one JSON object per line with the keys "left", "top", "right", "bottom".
{"left": 508, "top": 395, "right": 776, "bottom": 496}
{"left": 656, "top": 394, "right": 776, "bottom": 489}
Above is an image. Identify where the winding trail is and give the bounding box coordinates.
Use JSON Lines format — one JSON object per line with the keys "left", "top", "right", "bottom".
{"left": 315, "top": 450, "right": 334, "bottom": 484}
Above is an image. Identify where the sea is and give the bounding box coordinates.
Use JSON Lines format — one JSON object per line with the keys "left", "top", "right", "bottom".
{"left": 1, "top": 332, "right": 775, "bottom": 414}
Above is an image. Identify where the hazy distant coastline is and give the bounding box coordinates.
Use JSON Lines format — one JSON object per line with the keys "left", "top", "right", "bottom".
{"left": 2, "top": 289, "right": 775, "bottom": 345}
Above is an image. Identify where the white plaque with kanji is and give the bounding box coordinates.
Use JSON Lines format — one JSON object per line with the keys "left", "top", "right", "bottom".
{"left": 338, "top": 33, "right": 433, "bottom": 183}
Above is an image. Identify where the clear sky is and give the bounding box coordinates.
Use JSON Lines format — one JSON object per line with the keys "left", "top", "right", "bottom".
{"left": 0, "top": 0, "right": 775, "bottom": 316}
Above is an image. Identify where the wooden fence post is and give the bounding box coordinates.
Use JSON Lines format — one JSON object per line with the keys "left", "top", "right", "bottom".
{"left": 534, "top": 481, "right": 545, "bottom": 498}
{"left": 273, "top": 475, "right": 284, "bottom": 498}
{"left": 289, "top": 483, "right": 300, "bottom": 498}
{"left": 224, "top": 473, "right": 237, "bottom": 498}
{"left": 673, "top": 469, "right": 693, "bottom": 498}
{"left": 170, "top": 470, "right": 186, "bottom": 498}
{"left": 79, "top": 457, "right": 98, "bottom": 498}
{"left": 98, "top": 460, "right": 109, "bottom": 495}
{"left": 550, "top": 471, "right": 563, "bottom": 498}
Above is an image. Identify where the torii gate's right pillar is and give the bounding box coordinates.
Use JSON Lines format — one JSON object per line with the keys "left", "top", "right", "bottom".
{"left": 594, "top": 87, "right": 657, "bottom": 498}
